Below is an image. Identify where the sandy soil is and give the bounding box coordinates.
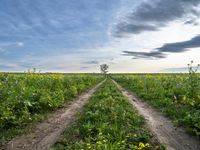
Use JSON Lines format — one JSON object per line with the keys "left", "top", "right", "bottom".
{"left": 5, "top": 80, "right": 105, "bottom": 150}
{"left": 113, "top": 80, "right": 200, "bottom": 150}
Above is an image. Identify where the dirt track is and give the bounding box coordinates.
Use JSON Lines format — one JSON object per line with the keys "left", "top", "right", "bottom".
{"left": 113, "top": 80, "right": 200, "bottom": 150}
{"left": 6, "top": 80, "right": 105, "bottom": 150}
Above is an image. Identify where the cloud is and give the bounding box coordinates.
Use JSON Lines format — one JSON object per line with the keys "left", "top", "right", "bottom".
{"left": 114, "top": 23, "right": 157, "bottom": 37}
{"left": 84, "top": 60, "right": 99, "bottom": 64}
{"left": 17, "top": 42, "right": 24, "bottom": 46}
{"left": 0, "top": 42, "right": 24, "bottom": 47}
{"left": 0, "top": 42, "right": 24, "bottom": 54}
{"left": 122, "top": 35, "right": 200, "bottom": 59}
{"left": 80, "top": 66, "right": 91, "bottom": 69}
{"left": 123, "top": 50, "right": 166, "bottom": 59}
{"left": 184, "top": 19, "right": 199, "bottom": 26}
{"left": 159, "top": 67, "right": 189, "bottom": 73}
{"left": 113, "top": 0, "right": 200, "bottom": 37}
{"left": 0, "top": 59, "right": 22, "bottom": 71}
{"left": 161, "top": 66, "right": 200, "bottom": 73}
{"left": 156, "top": 35, "right": 200, "bottom": 53}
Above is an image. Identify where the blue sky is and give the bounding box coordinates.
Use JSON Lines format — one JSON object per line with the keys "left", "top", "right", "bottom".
{"left": 0, "top": 0, "right": 200, "bottom": 73}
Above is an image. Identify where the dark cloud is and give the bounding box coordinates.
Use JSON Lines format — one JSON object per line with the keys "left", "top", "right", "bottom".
{"left": 80, "top": 66, "right": 91, "bottom": 69}
{"left": 123, "top": 35, "right": 200, "bottom": 59}
{"left": 157, "top": 35, "right": 200, "bottom": 53}
{"left": 184, "top": 20, "right": 199, "bottom": 26}
{"left": 114, "top": 0, "right": 200, "bottom": 37}
{"left": 84, "top": 60, "right": 99, "bottom": 64}
{"left": 114, "top": 23, "right": 157, "bottom": 36}
{"left": 123, "top": 51, "right": 166, "bottom": 59}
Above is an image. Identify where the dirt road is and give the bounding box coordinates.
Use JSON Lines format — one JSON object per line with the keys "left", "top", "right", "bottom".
{"left": 113, "top": 80, "right": 200, "bottom": 150}
{"left": 6, "top": 80, "right": 105, "bottom": 150}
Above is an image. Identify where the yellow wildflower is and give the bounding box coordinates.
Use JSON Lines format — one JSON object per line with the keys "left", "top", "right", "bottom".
{"left": 139, "top": 142, "right": 145, "bottom": 148}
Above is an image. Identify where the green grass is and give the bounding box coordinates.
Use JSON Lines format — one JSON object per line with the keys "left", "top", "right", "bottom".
{"left": 51, "top": 80, "right": 164, "bottom": 150}
{"left": 112, "top": 74, "right": 200, "bottom": 136}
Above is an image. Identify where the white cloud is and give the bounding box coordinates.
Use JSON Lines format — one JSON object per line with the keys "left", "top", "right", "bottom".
{"left": 17, "top": 42, "right": 24, "bottom": 46}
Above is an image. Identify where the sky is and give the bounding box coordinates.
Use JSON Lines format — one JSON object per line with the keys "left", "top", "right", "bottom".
{"left": 0, "top": 0, "right": 200, "bottom": 73}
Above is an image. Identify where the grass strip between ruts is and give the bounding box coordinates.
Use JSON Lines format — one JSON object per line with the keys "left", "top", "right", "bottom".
{"left": 51, "top": 80, "right": 164, "bottom": 150}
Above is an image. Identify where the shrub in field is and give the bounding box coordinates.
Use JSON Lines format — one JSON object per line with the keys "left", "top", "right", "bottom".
{"left": 187, "top": 61, "right": 200, "bottom": 99}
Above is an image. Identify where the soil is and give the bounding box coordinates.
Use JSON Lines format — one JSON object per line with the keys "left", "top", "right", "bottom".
{"left": 5, "top": 80, "right": 105, "bottom": 150}
{"left": 113, "top": 80, "right": 200, "bottom": 150}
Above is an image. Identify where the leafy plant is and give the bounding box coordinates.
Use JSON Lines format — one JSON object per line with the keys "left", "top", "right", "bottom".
{"left": 187, "top": 61, "right": 200, "bottom": 99}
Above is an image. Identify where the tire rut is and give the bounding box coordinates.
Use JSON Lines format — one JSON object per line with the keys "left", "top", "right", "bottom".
{"left": 5, "top": 80, "right": 106, "bottom": 150}
{"left": 113, "top": 80, "right": 200, "bottom": 150}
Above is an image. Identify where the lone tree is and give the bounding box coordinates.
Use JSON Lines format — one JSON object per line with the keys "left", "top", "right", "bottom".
{"left": 100, "top": 64, "right": 109, "bottom": 75}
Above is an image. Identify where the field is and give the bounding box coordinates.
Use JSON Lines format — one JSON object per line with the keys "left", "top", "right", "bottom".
{"left": 112, "top": 73, "right": 200, "bottom": 136}
{"left": 1, "top": 73, "right": 200, "bottom": 149}
{"left": 0, "top": 73, "right": 103, "bottom": 142}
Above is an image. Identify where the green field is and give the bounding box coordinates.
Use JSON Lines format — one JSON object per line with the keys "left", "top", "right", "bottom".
{"left": 0, "top": 73, "right": 103, "bottom": 141}
{"left": 112, "top": 73, "right": 200, "bottom": 136}
{"left": 1, "top": 72, "right": 200, "bottom": 149}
